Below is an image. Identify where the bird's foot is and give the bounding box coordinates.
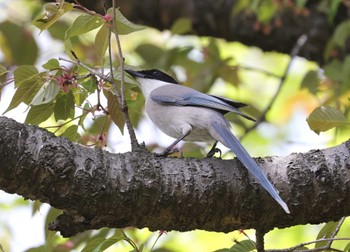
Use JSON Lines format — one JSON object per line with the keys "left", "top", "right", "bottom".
{"left": 154, "top": 148, "right": 181, "bottom": 157}
{"left": 206, "top": 148, "right": 222, "bottom": 158}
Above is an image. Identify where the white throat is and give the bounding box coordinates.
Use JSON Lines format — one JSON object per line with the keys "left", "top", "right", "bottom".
{"left": 136, "top": 78, "right": 173, "bottom": 99}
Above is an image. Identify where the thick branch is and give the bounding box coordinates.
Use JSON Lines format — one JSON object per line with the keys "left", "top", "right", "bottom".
{"left": 44, "top": 0, "right": 349, "bottom": 64}
{"left": 1, "top": 116, "right": 350, "bottom": 237}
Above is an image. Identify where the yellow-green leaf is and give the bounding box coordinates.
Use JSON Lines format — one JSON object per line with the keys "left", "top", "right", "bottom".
{"left": 171, "top": 18, "right": 193, "bottom": 35}
{"left": 104, "top": 90, "right": 125, "bottom": 134}
{"left": 4, "top": 70, "right": 44, "bottom": 114}
{"left": 307, "top": 105, "right": 349, "bottom": 134}
{"left": 60, "top": 125, "right": 79, "bottom": 141}
{"left": 33, "top": 2, "right": 74, "bottom": 31}
{"left": 108, "top": 8, "right": 145, "bottom": 35}
{"left": 65, "top": 14, "right": 104, "bottom": 39}
{"left": 54, "top": 91, "right": 75, "bottom": 121}
{"left": 25, "top": 102, "right": 55, "bottom": 125}
{"left": 95, "top": 24, "right": 109, "bottom": 63}
{"left": 42, "top": 58, "right": 60, "bottom": 70}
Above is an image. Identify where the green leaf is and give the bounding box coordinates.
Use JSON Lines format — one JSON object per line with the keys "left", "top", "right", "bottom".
{"left": 13, "top": 65, "right": 39, "bottom": 87}
{"left": 222, "top": 239, "right": 256, "bottom": 252}
{"left": 0, "top": 65, "right": 8, "bottom": 77}
{"left": 4, "top": 67, "right": 44, "bottom": 114}
{"left": 54, "top": 91, "right": 75, "bottom": 121}
{"left": 42, "top": 58, "right": 60, "bottom": 70}
{"left": 344, "top": 241, "right": 350, "bottom": 252}
{"left": 44, "top": 207, "right": 62, "bottom": 246}
{"left": 171, "top": 18, "right": 192, "bottom": 34}
{"left": 25, "top": 102, "right": 55, "bottom": 125}
{"left": 332, "top": 20, "right": 350, "bottom": 48}
{"left": 33, "top": 2, "right": 74, "bottom": 31}
{"left": 95, "top": 24, "right": 109, "bottom": 63}
{"left": 65, "top": 14, "right": 104, "bottom": 39}
{"left": 81, "top": 237, "right": 106, "bottom": 252}
{"left": 31, "top": 81, "right": 60, "bottom": 106}
{"left": 315, "top": 221, "right": 340, "bottom": 248}
{"left": 104, "top": 90, "right": 125, "bottom": 134}
{"left": 108, "top": 8, "right": 145, "bottom": 35}
{"left": 307, "top": 105, "right": 349, "bottom": 134}
{"left": 0, "top": 21, "right": 38, "bottom": 65}
{"left": 87, "top": 115, "right": 111, "bottom": 135}
{"left": 324, "top": 59, "right": 343, "bottom": 82}
{"left": 31, "top": 200, "right": 42, "bottom": 216}
{"left": 300, "top": 70, "right": 320, "bottom": 94}
{"left": 81, "top": 229, "right": 126, "bottom": 252}
{"left": 60, "top": 125, "right": 79, "bottom": 141}
{"left": 81, "top": 77, "right": 98, "bottom": 93}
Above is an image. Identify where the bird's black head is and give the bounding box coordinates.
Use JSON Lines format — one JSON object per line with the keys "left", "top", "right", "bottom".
{"left": 125, "top": 69, "right": 179, "bottom": 84}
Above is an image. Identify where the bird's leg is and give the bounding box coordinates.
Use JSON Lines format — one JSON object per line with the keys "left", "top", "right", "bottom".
{"left": 155, "top": 129, "right": 191, "bottom": 157}
{"left": 206, "top": 141, "right": 222, "bottom": 158}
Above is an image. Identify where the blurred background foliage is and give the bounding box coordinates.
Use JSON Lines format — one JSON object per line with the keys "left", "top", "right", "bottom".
{"left": 0, "top": 0, "right": 350, "bottom": 251}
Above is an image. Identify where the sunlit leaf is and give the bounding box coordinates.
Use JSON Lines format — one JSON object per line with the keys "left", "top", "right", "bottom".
{"left": 108, "top": 8, "right": 145, "bottom": 35}
{"left": 104, "top": 90, "right": 125, "bottom": 134}
{"left": 60, "top": 125, "right": 79, "bottom": 141}
{"left": 171, "top": 18, "right": 192, "bottom": 34}
{"left": 33, "top": 2, "right": 74, "bottom": 31}
{"left": 42, "top": 58, "right": 60, "bottom": 70}
{"left": 344, "top": 241, "right": 350, "bottom": 252}
{"left": 25, "top": 102, "right": 55, "bottom": 125}
{"left": 54, "top": 91, "right": 75, "bottom": 121}
{"left": 65, "top": 14, "right": 104, "bottom": 39}
{"left": 31, "top": 81, "right": 60, "bottom": 106}
{"left": 315, "top": 221, "right": 340, "bottom": 248}
{"left": 95, "top": 24, "right": 109, "bottom": 63}
{"left": 307, "top": 105, "right": 349, "bottom": 134}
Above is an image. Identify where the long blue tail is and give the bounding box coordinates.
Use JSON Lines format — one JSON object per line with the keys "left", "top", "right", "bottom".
{"left": 211, "top": 122, "right": 290, "bottom": 213}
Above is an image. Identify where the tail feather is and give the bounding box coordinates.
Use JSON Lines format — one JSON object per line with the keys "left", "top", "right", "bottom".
{"left": 211, "top": 122, "right": 290, "bottom": 214}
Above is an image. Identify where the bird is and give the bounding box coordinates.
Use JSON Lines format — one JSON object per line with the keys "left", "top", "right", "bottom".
{"left": 125, "top": 68, "right": 290, "bottom": 214}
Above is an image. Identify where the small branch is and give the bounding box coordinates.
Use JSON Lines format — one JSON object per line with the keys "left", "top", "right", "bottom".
{"left": 110, "top": 0, "right": 139, "bottom": 151}
{"left": 242, "top": 34, "right": 308, "bottom": 139}
{"left": 267, "top": 237, "right": 350, "bottom": 252}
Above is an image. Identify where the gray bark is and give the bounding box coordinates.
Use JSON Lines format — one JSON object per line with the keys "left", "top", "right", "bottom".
{"left": 1, "top": 116, "right": 350, "bottom": 237}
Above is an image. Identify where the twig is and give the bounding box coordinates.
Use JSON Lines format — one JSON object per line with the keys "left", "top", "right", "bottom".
{"left": 267, "top": 237, "right": 350, "bottom": 252}
{"left": 110, "top": 0, "right": 139, "bottom": 151}
{"left": 242, "top": 34, "right": 308, "bottom": 139}
{"left": 326, "top": 217, "right": 346, "bottom": 248}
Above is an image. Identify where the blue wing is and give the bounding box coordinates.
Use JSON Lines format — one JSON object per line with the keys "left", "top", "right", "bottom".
{"left": 150, "top": 85, "right": 255, "bottom": 121}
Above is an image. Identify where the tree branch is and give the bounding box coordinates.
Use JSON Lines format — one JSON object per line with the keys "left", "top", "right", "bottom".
{"left": 1, "top": 116, "right": 350, "bottom": 237}
{"left": 43, "top": 0, "right": 349, "bottom": 64}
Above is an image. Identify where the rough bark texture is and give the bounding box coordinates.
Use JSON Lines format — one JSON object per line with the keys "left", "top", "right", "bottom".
{"left": 44, "top": 0, "right": 349, "bottom": 64}
{"left": 1, "top": 116, "right": 350, "bottom": 237}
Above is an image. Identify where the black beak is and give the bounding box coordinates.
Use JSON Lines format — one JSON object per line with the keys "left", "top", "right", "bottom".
{"left": 125, "top": 69, "right": 144, "bottom": 78}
